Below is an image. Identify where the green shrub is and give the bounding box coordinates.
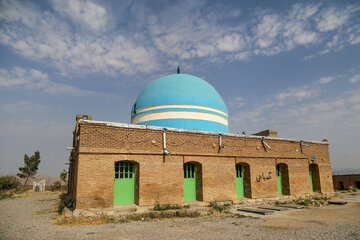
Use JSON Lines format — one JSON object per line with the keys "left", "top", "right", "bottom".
{"left": 51, "top": 181, "right": 62, "bottom": 191}
{"left": 153, "top": 203, "right": 189, "bottom": 211}
{"left": 0, "top": 193, "right": 13, "bottom": 200}
{"left": 0, "top": 175, "right": 20, "bottom": 190}
{"left": 57, "top": 199, "right": 65, "bottom": 215}
{"left": 209, "top": 201, "right": 231, "bottom": 212}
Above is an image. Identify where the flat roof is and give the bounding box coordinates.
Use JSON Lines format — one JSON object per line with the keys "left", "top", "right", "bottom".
{"left": 80, "top": 120, "right": 329, "bottom": 145}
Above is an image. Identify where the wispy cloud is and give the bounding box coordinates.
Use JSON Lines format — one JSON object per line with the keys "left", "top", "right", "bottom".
{"left": 0, "top": 0, "right": 160, "bottom": 76}
{"left": 229, "top": 72, "right": 357, "bottom": 133}
{"left": 0, "top": 101, "right": 47, "bottom": 113}
{"left": 317, "top": 76, "right": 334, "bottom": 84}
{"left": 0, "top": 1, "right": 359, "bottom": 77}
{"left": 349, "top": 74, "right": 360, "bottom": 83}
{"left": 316, "top": 6, "right": 352, "bottom": 32}
{"left": 51, "top": 0, "right": 109, "bottom": 32}
{"left": 0, "top": 67, "right": 99, "bottom": 96}
{"left": 228, "top": 97, "right": 245, "bottom": 109}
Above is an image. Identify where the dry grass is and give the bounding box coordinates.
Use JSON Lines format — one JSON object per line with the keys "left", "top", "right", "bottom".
{"left": 53, "top": 210, "right": 201, "bottom": 226}
{"left": 12, "top": 190, "right": 61, "bottom": 198}
{"left": 1, "top": 189, "right": 61, "bottom": 201}
{"left": 36, "top": 208, "right": 57, "bottom": 215}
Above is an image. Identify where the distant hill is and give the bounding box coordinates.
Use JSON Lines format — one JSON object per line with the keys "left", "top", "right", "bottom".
{"left": 332, "top": 168, "right": 360, "bottom": 175}
{"left": 12, "top": 174, "right": 62, "bottom": 186}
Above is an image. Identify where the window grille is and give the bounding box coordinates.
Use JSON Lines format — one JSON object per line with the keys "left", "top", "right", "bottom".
{"left": 236, "top": 164, "right": 243, "bottom": 178}
{"left": 115, "top": 161, "right": 134, "bottom": 179}
{"left": 184, "top": 163, "right": 195, "bottom": 179}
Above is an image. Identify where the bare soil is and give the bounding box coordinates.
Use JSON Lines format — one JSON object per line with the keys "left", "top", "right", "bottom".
{"left": 1, "top": 193, "right": 359, "bottom": 240}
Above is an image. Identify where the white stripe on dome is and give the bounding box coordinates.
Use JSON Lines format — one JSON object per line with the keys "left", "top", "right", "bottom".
{"left": 135, "top": 104, "right": 229, "bottom": 117}
{"left": 131, "top": 111, "right": 228, "bottom": 126}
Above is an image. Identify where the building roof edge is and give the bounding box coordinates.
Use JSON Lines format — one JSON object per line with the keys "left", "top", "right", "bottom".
{"left": 79, "top": 120, "right": 329, "bottom": 145}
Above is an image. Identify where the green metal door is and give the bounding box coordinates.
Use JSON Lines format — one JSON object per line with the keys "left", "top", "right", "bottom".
{"left": 277, "top": 165, "right": 282, "bottom": 195}
{"left": 236, "top": 164, "right": 244, "bottom": 198}
{"left": 114, "top": 161, "right": 135, "bottom": 205}
{"left": 309, "top": 166, "right": 314, "bottom": 192}
{"left": 183, "top": 163, "right": 196, "bottom": 201}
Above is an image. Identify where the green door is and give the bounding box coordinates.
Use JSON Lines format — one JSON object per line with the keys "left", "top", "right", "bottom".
{"left": 114, "top": 161, "right": 135, "bottom": 205}
{"left": 236, "top": 164, "right": 244, "bottom": 198}
{"left": 309, "top": 166, "right": 314, "bottom": 192}
{"left": 277, "top": 165, "right": 282, "bottom": 195}
{"left": 183, "top": 163, "right": 196, "bottom": 201}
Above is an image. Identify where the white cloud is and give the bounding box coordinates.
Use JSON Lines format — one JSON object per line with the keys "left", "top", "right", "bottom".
{"left": 0, "top": 1, "right": 359, "bottom": 76}
{"left": 349, "top": 74, "right": 360, "bottom": 83}
{"left": 0, "top": 67, "right": 99, "bottom": 96}
{"left": 316, "top": 7, "right": 351, "bottom": 32}
{"left": 254, "top": 14, "right": 282, "bottom": 49}
{"left": 252, "top": 4, "right": 320, "bottom": 56}
{"left": 217, "top": 34, "right": 246, "bottom": 52}
{"left": 318, "top": 76, "right": 333, "bottom": 84}
{"left": 0, "top": 101, "right": 47, "bottom": 113}
{"left": 228, "top": 97, "right": 245, "bottom": 109}
{"left": 0, "top": 0, "right": 159, "bottom": 76}
{"left": 275, "top": 86, "right": 320, "bottom": 102}
{"left": 51, "top": 0, "right": 108, "bottom": 32}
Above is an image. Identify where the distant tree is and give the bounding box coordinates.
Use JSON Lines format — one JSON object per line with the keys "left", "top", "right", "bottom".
{"left": 17, "top": 151, "right": 41, "bottom": 185}
{"left": 0, "top": 175, "right": 20, "bottom": 190}
{"left": 60, "top": 169, "right": 67, "bottom": 185}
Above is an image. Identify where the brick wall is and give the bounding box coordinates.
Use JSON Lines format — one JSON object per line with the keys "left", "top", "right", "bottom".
{"left": 71, "top": 121, "right": 333, "bottom": 210}
{"left": 333, "top": 174, "right": 360, "bottom": 190}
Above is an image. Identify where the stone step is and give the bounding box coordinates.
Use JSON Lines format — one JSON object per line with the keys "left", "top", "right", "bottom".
{"left": 328, "top": 200, "right": 348, "bottom": 205}
{"left": 237, "top": 208, "right": 274, "bottom": 215}
{"left": 258, "top": 206, "right": 289, "bottom": 211}
{"left": 276, "top": 204, "right": 304, "bottom": 209}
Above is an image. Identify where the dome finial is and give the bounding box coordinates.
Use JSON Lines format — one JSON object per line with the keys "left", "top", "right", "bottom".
{"left": 177, "top": 66, "right": 180, "bottom": 74}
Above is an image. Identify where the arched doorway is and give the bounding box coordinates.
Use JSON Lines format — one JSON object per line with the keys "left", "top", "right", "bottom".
{"left": 309, "top": 164, "right": 321, "bottom": 192}
{"left": 236, "top": 163, "right": 251, "bottom": 198}
{"left": 276, "top": 163, "right": 290, "bottom": 195}
{"left": 183, "top": 162, "right": 202, "bottom": 201}
{"left": 114, "top": 161, "right": 139, "bottom": 205}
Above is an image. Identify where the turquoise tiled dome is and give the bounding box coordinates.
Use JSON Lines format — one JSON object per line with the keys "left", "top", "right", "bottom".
{"left": 131, "top": 74, "right": 229, "bottom": 133}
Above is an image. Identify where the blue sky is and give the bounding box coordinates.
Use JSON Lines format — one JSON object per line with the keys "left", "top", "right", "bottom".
{"left": 0, "top": 0, "right": 359, "bottom": 176}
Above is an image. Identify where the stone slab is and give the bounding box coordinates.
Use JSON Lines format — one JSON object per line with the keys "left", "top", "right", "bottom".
{"left": 276, "top": 204, "right": 304, "bottom": 209}
{"left": 258, "top": 206, "right": 289, "bottom": 211}
{"left": 237, "top": 208, "right": 274, "bottom": 215}
{"left": 328, "top": 201, "right": 348, "bottom": 205}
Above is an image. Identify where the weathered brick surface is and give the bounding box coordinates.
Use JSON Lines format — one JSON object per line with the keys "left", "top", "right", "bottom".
{"left": 333, "top": 174, "right": 360, "bottom": 190}
{"left": 70, "top": 121, "right": 334, "bottom": 210}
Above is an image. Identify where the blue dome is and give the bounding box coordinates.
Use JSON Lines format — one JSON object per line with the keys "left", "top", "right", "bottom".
{"left": 131, "top": 74, "right": 229, "bottom": 133}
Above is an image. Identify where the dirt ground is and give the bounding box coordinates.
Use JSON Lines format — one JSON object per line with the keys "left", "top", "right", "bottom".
{"left": 0, "top": 193, "right": 359, "bottom": 240}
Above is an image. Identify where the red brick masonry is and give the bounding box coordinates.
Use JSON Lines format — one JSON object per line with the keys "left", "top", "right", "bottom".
{"left": 68, "top": 120, "right": 333, "bottom": 210}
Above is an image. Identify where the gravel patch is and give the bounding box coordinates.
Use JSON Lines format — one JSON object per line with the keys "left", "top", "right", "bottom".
{"left": 0, "top": 194, "right": 359, "bottom": 240}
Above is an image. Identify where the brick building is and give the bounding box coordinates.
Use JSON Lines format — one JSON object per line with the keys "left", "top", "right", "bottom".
{"left": 333, "top": 174, "right": 360, "bottom": 190}
{"left": 67, "top": 72, "right": 334, "bottom": 210}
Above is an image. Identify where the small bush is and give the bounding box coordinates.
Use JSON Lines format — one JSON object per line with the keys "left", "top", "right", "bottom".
{"left": 0, "top": 175, "right": 20, "bottom": 190}
{"left": 14, "top": 186, "right": 26, "bottom": 194}
{"left": 209, "top": 201, "right": 231, "bottom": 213}
{"left": 296, "top": 199, "right": 311, "bottom": 206}
{"left": 51, "top": 181, "right": 62, "bottom": 191}
{"left": 153, "top": 203, "right": 190, "bottom": 211}
{"left": 0, "top": 192, "right": 13, "bottom": 200}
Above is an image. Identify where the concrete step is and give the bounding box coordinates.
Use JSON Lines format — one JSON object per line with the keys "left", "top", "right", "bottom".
{"left": 276, "top": 204, "right": 304, "bottom": 209}
{"left": 328, "top": 200, "right": 348, "bottom": 205}
{"left": 258, "top": 206, "right": 289, "bottom": 211}
{"left": 237, "top": 208, "right": 274, "bottom": 215}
